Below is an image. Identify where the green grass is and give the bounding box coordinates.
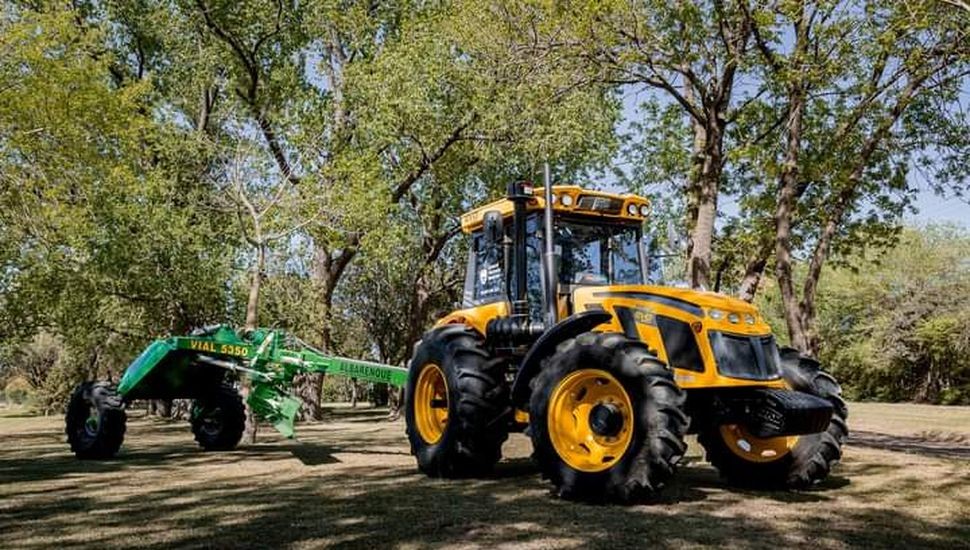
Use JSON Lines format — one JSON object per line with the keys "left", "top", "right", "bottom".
{"left": 849, "top": 402, "right": 970, "bottom": 438}
{"left": 1, "top": 403, "right": 968, "bottom": 549}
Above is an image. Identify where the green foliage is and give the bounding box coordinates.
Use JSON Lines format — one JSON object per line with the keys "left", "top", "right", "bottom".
{"left": 759, "top": 225, "right": 970, "bottom": 404}
{"left": 1, "top": 0, "right": 966, "bottom": 413}
{"left": 0, "top": 5, "right": 235, "bottom": 392}
{"left": 2, "top": 377, "right": 33, "bottom": 406}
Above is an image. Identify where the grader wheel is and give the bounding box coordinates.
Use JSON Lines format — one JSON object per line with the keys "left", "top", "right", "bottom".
{"left": 66, "top": 381, "right": 127, "bottom": 459}
{"left": 191, "top": 383, "right": 246, "bottom": 451}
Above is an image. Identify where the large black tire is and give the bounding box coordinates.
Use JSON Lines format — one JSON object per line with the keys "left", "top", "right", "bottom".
{"left": 66, "top": 381, "right": 127, "bottom": 459}
{"left": 191, "top": 383, "right": 246, "bottom": 451}
{"left": 405, "top": 324, "right": 509, "bottom": 477}
{"left": 699, "top": 349, "right": 849, "bottom": 489}
{"left": 529, "top": 332, "right": 688, "bottom": 503}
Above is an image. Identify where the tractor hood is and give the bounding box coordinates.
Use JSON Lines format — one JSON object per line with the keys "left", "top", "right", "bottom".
{"left": 572, "top": 284, "right": 771, "bottom": 336}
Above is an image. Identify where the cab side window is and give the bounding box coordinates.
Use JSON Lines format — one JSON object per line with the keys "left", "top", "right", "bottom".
{"left": 463, "top": 234, "right": 505, "bottom": 306}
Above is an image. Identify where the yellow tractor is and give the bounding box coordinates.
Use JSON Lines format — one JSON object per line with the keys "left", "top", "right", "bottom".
{"left": 404, "top": 181, "right": 847, "bottom": 502}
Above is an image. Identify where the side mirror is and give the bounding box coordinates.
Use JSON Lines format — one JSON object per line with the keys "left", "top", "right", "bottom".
{"left": 483, "top": 210, "right": 504, "bottom": 250}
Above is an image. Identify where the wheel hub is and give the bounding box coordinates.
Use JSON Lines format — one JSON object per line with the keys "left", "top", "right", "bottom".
{"left": 413, "top": 363, "right": 449, "bottom": 444}
{"left": 719, "top": 424, "right": 799, "bottom": 462}
{"left": 547, "top": 369, "right": 634, "bottom": 472}
{"left": 84, "top": 412, "right": 99, "bottom": 437}
{"left": 200, "top": 408, "right": 223, "bottom": 436}
{"left": 589, "top": 403, "right": 623, "bottom": 437}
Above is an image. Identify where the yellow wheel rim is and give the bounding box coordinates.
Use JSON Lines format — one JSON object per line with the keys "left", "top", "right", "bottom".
{"left": 720, "top": 424, "right": 799, "bottom": 463}
{"left": 414, "top": 363, "right": 448, "bottom": 444}
{"left": 547, "top": 369, "right": 634, "bottom": 472}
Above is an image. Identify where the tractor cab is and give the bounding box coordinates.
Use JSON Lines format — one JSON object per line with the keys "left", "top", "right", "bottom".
{"left": 458, "top": 184, "right": 652, "bottom": 323}
{"left": 440, "top": 183, "right": 786, "bottom": 392}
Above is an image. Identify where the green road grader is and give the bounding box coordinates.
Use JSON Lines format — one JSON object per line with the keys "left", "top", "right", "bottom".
{"left": 66, "top": 326, "right": 407, "bottom": 458}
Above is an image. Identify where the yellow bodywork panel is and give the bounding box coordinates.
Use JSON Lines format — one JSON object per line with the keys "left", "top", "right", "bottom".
{"left": 433, "top": 285, "right": 786, "bottom": 390}
{"left": 460, "top": 185, "right": 649, "bottom": 233}
{"left": 571, "top": 285, "right": 787, "bottom": 390}
{"left": 434, "top": 301, "right": 509, "bottom": 337}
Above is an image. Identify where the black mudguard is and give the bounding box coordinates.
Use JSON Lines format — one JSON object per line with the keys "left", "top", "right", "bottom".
{"left": 509, "top": 310, "right": 612, "bottom": 408}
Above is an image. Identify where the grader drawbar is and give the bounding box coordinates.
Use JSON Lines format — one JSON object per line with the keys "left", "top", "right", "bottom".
{"left": 66, "top": 325, "right": 407, "bottom": 459}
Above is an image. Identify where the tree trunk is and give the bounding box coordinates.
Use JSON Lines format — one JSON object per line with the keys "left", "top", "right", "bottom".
{"left": 240, "top": 243, "right": 265, "bottom": 445}
{"left": 244, "top": 244, "right": 264, "bottom": 330}
{"left": 686, "top": 116, "right": 723, "bottom": 291}
{"left": 799, "top": 185, "right": 851, "bottom": 357}
{"left": 292, "top": 373, "right": 325, "bottom": 419}
{"left": 388, "top": 387, "right": 405, "bottom": 419}
{"left": 774, "top": 76, "right": 808, "bottom": 352}
{"left": 291, "top": 244, "right": 356, "bottom": 422}
{"left": 738, "top": 256, "right": 767, "bottom": 302}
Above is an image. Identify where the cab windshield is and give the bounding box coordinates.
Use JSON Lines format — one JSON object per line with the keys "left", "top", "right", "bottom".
{"left": 555, "top": 220, "right": 643, "bottom": 285}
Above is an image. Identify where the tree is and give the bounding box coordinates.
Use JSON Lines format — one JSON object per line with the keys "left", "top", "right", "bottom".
{"left": 736, "top": 0, "right": 970, "bottom": 355}
{"left": 555, "top": 0, "right": 766, "bottom": 289}
{"left": 0, "top": 6, "right": 235, "bottom": 410}
{"left": 762, "top": 225, "right": 970, "bottom": 404}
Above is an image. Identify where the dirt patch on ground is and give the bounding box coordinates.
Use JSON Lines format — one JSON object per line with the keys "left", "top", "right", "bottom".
{"left": 1, "top": 404, "right": 968, "bottom": 549}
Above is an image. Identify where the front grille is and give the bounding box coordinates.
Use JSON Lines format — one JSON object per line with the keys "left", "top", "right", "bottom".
{"left": 708, "top": 331, "right": 783, "bottom": 380}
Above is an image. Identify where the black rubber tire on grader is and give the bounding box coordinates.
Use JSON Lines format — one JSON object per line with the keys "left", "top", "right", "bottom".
{"left": 66, "top": 381, "right": 127, "bottom": 459}
{"left": 191, "top": 383, "right": 246, "bottom": 451}
{"left": 698, "top": 349, "right": 849, "bottom": 489}
{"left": 405, "top": 324, "right": 509, "bottom": 477}
{"left": 529, "top": 332, "right": 688, "bottom": 503}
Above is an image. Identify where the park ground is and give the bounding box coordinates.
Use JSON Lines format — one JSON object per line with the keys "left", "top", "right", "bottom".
{"left": 1, "top": 402, "right": 968, "bottom": 549}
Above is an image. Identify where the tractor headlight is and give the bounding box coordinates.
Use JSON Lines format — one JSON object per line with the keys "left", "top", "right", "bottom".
{"left": 744, "top": 314, "right": 756, "bottom": 325}
{"left": 551, "top": 194, "right": 558, "bottom": 204}
{"left": 708, "top": 309, "right": 725, "bottom": 320}
{"left": 560, "top": 194, "right": 574, "bottom": 206}
{"left": 627, "top": 203, "right": 637, "bottom": 215}
{"left": 727, "top": 313, "right": 740, "bottom": 324}
{"left": 639, "top": 204, "right": 649, "bottom": 216}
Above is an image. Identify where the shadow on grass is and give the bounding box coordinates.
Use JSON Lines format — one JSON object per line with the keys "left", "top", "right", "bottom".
{"left": 850, "top": 430, "right": 970, "bottom": 460}
{"left": 2, "top": 410, "right": 968, "bottom": 549}
{"left": 2, "top": 457, "right": 966, "bottom": 550}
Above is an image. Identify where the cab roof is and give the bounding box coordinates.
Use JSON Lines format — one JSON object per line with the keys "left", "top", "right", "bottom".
{"left": 460, "top": 185, "right": 650, "bottom": 234}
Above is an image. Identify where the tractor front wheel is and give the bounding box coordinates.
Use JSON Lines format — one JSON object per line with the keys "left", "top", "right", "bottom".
{"left": 405, "top": 325, "right": 509, "bottom": 477}
{"left": 529, "top": 332, "right": 688, "bottom": 503}
{"left": 699, "top": 350, "right": 848, "bottom": 488}
{"left": 66, "top": 381, "right": 127, "bottom": 459}
{"left": 191, "top": 383, "right": 246, "bottom": 451}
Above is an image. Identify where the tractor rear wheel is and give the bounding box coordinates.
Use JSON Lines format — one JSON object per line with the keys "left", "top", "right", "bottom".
{"left": 66, "top": 381, "right": 127, "bottom": 459}
{"left": 191, "top": 383, "right": 246, "bottom": 451}
{"left": 529, "top": 332, "right": 688, "bottom": 503}
{"left": 405, "top": 324, "right": 509, "bottom": 477}
{"left": 699, "top": 350, "right": 848, "bottom": 488}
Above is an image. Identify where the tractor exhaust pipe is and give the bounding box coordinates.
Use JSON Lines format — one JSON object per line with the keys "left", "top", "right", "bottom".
{"left": 542, "top": 163, "right": 558, "bottom": 325}
{"left": 488, "top": 180, "right": 546, "bottom": 349}
{"left": 507, "top": 180, "right": 531, "bottom": 317}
